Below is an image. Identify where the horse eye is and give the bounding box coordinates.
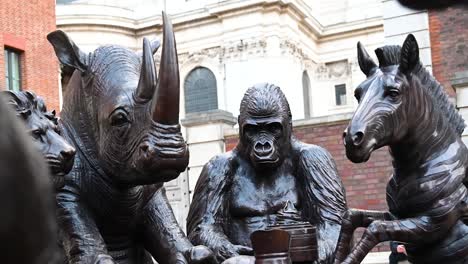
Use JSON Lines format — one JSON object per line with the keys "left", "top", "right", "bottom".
{"left": 387, "top": 89, "right": 400, "bottom": 99}
{"left": 110, "top": 111, "right": 130, "bottom": 127}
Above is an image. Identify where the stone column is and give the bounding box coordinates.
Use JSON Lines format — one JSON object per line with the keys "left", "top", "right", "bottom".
{"left": 454, "top": 71, "right": 468, "bottom": 146}
{"left": 181, "top": 109, "right": 237, "bottom": 202}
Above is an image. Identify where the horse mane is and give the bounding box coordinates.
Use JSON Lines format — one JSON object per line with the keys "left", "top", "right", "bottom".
{"left": 375, "top": 45, "right": 466, "bottom": 135}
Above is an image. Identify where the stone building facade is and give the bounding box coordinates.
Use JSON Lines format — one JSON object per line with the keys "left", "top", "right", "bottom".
{"left": 0, "top": 0, "right": 60, "bottom": 111}
{"left": 56, "top": 0, "right": 384, "bottom": 227}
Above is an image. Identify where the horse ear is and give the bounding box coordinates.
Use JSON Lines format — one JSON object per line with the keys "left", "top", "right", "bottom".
{"left": 399, "top": 34, "right": 420, "bottom": 75}
{"left": 47, "top": 30, "right": 88, "bottom": 73}
{"left": 357, "top": 42, "right": 377, "bottom": 76}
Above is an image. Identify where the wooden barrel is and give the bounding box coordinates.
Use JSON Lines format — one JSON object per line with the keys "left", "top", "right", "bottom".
{"left": 251, "top": 229, "right": 292, "bottom": 264}
{"left": 267, "top": 224, "right": 317, "bottom": 263}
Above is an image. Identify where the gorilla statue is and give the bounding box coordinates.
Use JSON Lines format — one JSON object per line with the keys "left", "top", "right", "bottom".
{"left": 187, "top": 83, "right": 347, "bottom": 263}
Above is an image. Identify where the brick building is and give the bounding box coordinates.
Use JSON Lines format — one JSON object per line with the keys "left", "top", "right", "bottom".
{"left": 429, "top": 5, "right": 468, "bottom": 143}
{"left": 0, "top": 0, "right": 59, "bottom": 111}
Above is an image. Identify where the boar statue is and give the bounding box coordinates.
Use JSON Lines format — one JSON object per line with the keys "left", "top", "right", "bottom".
{"left": 2, "top": 90, "right": 76, "bottom": 191}
{"left": 0, "top": 95, "right": 57, "bottom": 263}
{"left": 47, "top": 13, "right": 214, "bottom": 264}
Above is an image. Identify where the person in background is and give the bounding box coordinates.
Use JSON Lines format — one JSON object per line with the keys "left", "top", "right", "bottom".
{"left": 389, "top": 241, "right": 408, "bottom": 264}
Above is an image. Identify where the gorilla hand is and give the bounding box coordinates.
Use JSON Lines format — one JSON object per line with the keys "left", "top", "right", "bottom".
{"left": 184, "top": 245, "right": 217, "bottom": 264}
{"left": 93, "top": 254, "right": 116, "bottom": 264}
{"left": 218, "top": 244, "right": 254, "bottom": 262}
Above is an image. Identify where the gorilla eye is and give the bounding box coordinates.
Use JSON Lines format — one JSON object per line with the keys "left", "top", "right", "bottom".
{"left": 243, "top": 124, "right": 256, "bottom": 136}
{"left": 267, "top": 123, "right": 282, "bottom": 135}
{"left": 110, "top": 110, "right": 130, "bottom": 127}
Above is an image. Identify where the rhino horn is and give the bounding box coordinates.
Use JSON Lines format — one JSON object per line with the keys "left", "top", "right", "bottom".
{"left": 135, "top": 38, "right": 157, "bottom": 101}
{"left": 151, "top": 12, "right": 180, "bottom": 125}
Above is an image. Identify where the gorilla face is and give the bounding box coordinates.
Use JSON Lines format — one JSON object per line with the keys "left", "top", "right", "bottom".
{"left": 241, "top": 116, "right": 287, "bottom": 170}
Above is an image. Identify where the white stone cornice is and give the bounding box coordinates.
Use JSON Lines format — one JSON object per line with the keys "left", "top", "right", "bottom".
{"left": 57, "top": 0, "right": 383, "bottom": 40}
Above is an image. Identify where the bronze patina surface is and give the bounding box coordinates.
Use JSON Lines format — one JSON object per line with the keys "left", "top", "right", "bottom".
{"left": 187, "top": 83, "right": 347, "bottom": 264}
{"left": 336, "top": 34, "right": 468, "bottom": 264}
{"left": 47, "top": 12, "right": 214, "bottom": 264}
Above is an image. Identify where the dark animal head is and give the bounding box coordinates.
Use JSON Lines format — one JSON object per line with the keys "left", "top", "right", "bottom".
{"left": 47, "top": 12, "right": 189, "bottom": 186}
{"left": 343, "top": 34, "right": 465, "bottom": 163}
{"left": 2, "top": 91, "right": 76, "bottom": 190}
{"left": 238, "top": 83, "right": 292, "bottom": 171}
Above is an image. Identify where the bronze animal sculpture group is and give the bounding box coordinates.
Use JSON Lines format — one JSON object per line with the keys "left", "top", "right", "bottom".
{"left": 1, "top": 8, "right": 466, "bottom": 263}
{"left": 187, "top": 83, "right": 347, "bottom": 263}
{"left": 336, "top": 34, "right": 468, "bottom": 264}
{"left": 46, "top": 13, "right": 214, "bottom": 264}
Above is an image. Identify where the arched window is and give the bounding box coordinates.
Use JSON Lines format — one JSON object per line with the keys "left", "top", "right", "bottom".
{"left": 184, "top": 67, "right": 218, "bottom": 114}
{"left": 302, "top": 71, "right": 311, "bottom": 118}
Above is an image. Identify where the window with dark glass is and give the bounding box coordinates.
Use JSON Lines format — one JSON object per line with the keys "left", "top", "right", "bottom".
{"left": 184, "top": 67, "right": 218, "bottom": 114}
{"left": 302, "top": 71, "right": 311, "bottom": 118}
{"left": 4, "top": 49, "right": 21, "bottom": 91}
{"left": 335, "top": 84, "right": 346, "bottom": 106}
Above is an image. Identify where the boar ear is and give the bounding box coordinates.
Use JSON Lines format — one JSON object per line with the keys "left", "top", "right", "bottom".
{"left": 47, "top": 30, "right": 88, "bottom": 73}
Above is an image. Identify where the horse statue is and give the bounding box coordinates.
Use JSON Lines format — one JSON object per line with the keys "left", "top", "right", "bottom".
{"left": 335, "top": 34, "right": 468, "bottom": 263}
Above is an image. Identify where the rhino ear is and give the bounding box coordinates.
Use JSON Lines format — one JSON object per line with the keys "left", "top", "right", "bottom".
{"left": 47, "top": 30, "right": 88, "bottom": 73}
{"left": 399, "top": 34, "right": 420, "bottom": 75}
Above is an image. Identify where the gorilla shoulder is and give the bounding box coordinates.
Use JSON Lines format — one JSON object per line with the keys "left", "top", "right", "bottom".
{"left": 202, "top": 150, "right": 238, "bottom": 177}
{"left": 292, "top": 140, "right": 336, "bottom": 164}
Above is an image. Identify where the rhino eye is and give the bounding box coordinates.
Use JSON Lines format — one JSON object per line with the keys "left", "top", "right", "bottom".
{"left": 110, "top": 110, "right": 130, "bottom": 127}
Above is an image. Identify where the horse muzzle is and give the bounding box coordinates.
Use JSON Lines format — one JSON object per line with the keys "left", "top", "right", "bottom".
{"left": 343, "top": 128, "right": 376, "bottom": 163}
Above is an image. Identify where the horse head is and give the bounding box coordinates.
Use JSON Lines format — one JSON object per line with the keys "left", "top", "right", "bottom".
{"left": 47, "top": 12, "right": 189, "bottom": 186}
{"left": 343, "top": 34, "right": 424, "bottom": 163}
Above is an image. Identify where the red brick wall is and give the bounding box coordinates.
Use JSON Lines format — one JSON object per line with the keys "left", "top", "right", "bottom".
{"left": 429, "top": 5, "right": 468, "bottom": 97}
{"left": 225, "top": 120, "right": 393, "bottom": 251}
{"left": 0, "top": 0, "right": 59, "bottom": 111}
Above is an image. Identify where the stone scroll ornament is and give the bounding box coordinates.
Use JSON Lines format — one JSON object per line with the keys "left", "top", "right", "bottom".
{"left": 187, "top": 83, "right": 348, "bottom": 264}
{"left": 47, "top": 12, "right": 215, "bottom": 264}
{"left": 336, "top": 34, "right": 468, "bottom": 264}
{"left": 0, "top": 95, "right": 57, "bottom": 263}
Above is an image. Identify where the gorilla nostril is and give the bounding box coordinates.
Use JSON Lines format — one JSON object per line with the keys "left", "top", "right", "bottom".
{"left": 254, "top": 143, "right": 262, "bottom": 152}
{"left": 342, "top": 131, "right": 347, "bottom": 139}
{"left": 263, "top": 142, "right": 272, "bottom": 151}
{"left": 352, "top": 131, "right": 364, "bottom": 146}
